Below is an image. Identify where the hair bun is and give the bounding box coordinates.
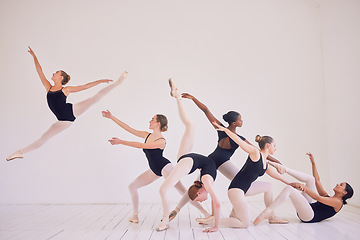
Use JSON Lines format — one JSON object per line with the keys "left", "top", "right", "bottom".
{"left": 255, "top": 135, "right": 262, "bottom": 143}
{"left": 193, "top": 181, "right": 202, "bottom": 187}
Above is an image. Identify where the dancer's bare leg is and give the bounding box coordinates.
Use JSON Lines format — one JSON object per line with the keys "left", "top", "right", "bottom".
{"left": 254, "top": 185, "right": 314, "bottom": 225}
{"left": 128, "top": 169, "right": 159, "bottom": 223}
{"left": 73, "top": 71, "right": 127, "bottom": 117}
{"left": 6, "top": 121, "right": 72, "bottom": 161}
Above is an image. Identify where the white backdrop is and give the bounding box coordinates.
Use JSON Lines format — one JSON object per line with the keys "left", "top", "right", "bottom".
{"left": 0, "top": 0, "right": 358, "bottom": 206}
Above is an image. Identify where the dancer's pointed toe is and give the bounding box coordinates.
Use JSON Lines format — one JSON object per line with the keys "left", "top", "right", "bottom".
{"left": 6, "top": 151, "right": 24, "bottom": 161}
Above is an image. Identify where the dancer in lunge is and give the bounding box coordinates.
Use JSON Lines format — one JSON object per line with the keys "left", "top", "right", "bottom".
{"left": 169, "top": 93, "right": 283, "bottom": 224}
{"left": 254, "top": 153, "right": 354, "bottom": 225}
{"left": 6, "top": 47, "right": 127, "bottom": 161}
{"left": 157, "top": 79, "right": 221, "bottom": 232}
{"left": 104, "top": 110, "right": 209, "bottom": 223}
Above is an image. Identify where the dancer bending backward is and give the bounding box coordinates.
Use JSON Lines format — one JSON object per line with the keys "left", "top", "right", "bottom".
{"left": 198, "top": 123, "right": 291, "bottom": 228}
{"left": 157, "top": 79, "right": 220, "bottom": 232}
{"left": 169, "top": 93, "right": 282, "bottom": 223}
{"left": 254, "top": 153, "right": 354, "bottom": 225}
{"left": 104, "top": 110, "right": 210, "bottom": 223}
{"left": 6, "top": 46, "right": 127, "bottom": 161}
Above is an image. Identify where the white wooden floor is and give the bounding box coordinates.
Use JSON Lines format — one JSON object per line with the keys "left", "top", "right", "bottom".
{"left": 0, "top": 201, "right": 359, "bottom": 240}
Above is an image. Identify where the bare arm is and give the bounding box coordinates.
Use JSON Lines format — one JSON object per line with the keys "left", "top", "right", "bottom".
{"left": 28, "top": 46, "right": 51, "bottom": 92}
{"left": 108, "top": 137, "right": 165, "bottom": 149}
{"left": 64, "top": 79, "right": 113, "bottom": 94}
{"left": 266, "top": 165, "right": 291, "bottom": 185}
{"left": 307, "top": 152, "right": 328, "bottom": 196}
{"left": 102, "top": 110, "right": 148, "bottom": 139}
{"left": 182, "top": 93, "right": 221, "bottom": 128}
{"left": 213, "top": 122, "right": 259, "bottom": 160}
{"left": 202, "top": 175, "right": 221, "bottom": 233}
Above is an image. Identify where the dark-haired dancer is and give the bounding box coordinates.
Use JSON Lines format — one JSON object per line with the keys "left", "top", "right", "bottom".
{"left": 169, "top": 93, "right": 283, "bottom": 224}
{"left": 157, "top": 79, "right": 220, "bottom": 232}
{"left": 6, "top": 47, "right": 127, "bottom": 161}
{"left": 254, "top": 153, "right": 354, "bottom": 225}
{"left": 198, "top": 123, "right": 290, "bottom": 228}
{"left": 103, "top": 110, "right": 209, "bottom": 223}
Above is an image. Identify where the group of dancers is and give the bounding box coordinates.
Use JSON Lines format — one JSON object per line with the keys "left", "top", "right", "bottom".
{"left": 6, "top": 47, "right": 354, "bottom": 233}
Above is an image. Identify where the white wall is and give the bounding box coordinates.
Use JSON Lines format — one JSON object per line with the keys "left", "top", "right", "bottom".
{"left": 0, "top": 0, "right": 354, "bottom": 207}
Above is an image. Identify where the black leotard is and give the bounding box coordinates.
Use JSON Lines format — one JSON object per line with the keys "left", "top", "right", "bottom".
{"left": 177, "top": 153, "right": 217, "bottom": 180}
{"left": 142, "top": 133, "right": 171, "bottom": 177}
{"left": 208, "top": 125, "right": 246, "bottom": 169}
{"left": 47, "top": 88, "right": 76, "bottom": 122}
{"left": 299, "top": 198, "right": 341, "bottom": 223}
{"left": 228, "top": 154, "right": 267, "bottom": 193}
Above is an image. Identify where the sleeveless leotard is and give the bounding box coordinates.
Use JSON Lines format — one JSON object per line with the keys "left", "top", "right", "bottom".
{"left": 208, "top": 124, "right": 246, "bottom": 169}
{"left": 142, "top": 133, "right": 171, "bottom": 176}
{"left": 178, "top": 153, "right": 217, "bottom": 180}
{"left": 228, "top": 154, "right": 267, "bottom": 193}
{"left": 47, "top": 88, "right": 76, "bottom": 122}
{"left": 299, "top": 198, "right": 341, "bottom": 223}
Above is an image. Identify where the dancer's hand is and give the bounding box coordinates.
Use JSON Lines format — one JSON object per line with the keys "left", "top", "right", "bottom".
{"left": 290, "top": 182, "right": 305, "bottom": 191}
{"left": 212, "top": 121, "right": 225, "bottom": 131}
{"left": 203, "top": 227, "right": 218, "bottom": 233}
{"left": 181, "top": 93, "right": 194, "bottom": 100}
{"left": 27, "top": 46, "right": 36, "bottom": 57}
{"left": 108, "top": 137, "right": 123, "bottom": 145}
{"left": 98, "top": 79, "right": 113, "bottom": 84}
{"left": 306, "top": 152, "right": 315, "bottom": 165}
{"left": 102, "top": 110, "right": 113, "bottom": 119}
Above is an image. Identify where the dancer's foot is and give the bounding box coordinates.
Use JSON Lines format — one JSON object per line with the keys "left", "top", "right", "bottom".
{"left": 253, "top": 209, "right": 272, "bottom": 226}
{"left": 169, "top": 208, "right": 179, "bottom": 222}
{"left": 6, "top": 150, "right": 24, "bottom": 161}
{"left": 268, "top": 216, "right": 289, "bottom": 224}
{"left": 156, "top": 219, "right": 169, "bottom": 231}
{"left": 168, "top": 78, "right": 181, "bottom": 98}
{"left": 196, "top": 215, "right": 215, "bottom": 224}
{"left": 115, "top": 71, "right": 128, "bottom": 86}
{"left": 129, "top": 212, "right": 139, "bottom": 223}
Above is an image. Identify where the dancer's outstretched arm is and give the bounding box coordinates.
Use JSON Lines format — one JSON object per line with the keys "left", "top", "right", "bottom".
{"left": 266, "top": 165, "right": 291, "bottom": 185}
{"left": 307, "top": 152, "right": 328, "bottom": 196}
{"left": 181, "top": 93, "right": 221, "bottom": 127}
{"left": 102, "top": 110, "right": 148, "bottom": 138}
{"left": 108, "top": 137, "right": 165, "bottom": 149}
{"left": 202, "top": 175, "right": 221, "bottom": 233}
{"left": 28, "top": 46, "right": 51, "bottom": 92}
{"left": 64, "top": 79, "right": 113, "bottom": 94}
{"left": 213, "top": 122, "right": 259, "bottom": 160}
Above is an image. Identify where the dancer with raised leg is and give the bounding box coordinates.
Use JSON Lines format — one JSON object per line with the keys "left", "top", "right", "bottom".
{"left": 157, "top": 79, "right": 220, "bottom": 232}
{"left": 6, "top": 47, "right": 127, "bottom": 161}
{"left": 169, "top": 93, "right": 283, "bottom": 224}
{"left": 103, "top": 110, "right": 209, "bottom": 223}
{"left": 198, "top": 123, "right": 289, "bottom": 228}
{"left": 254, "top": 153, "right": 354, "bottom": 225}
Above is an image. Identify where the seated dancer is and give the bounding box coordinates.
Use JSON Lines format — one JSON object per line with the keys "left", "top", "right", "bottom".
{"left": 157, "top": 79, "right": 220, "bottom": 232}
{"left": 103, "top": 110, "right": 209, "bottom": 223}
{"left": 7, "top": 46, "right": 127, "bottom": 161}
{"left": 254, "top": 152, "right": 354, "bottom": 225}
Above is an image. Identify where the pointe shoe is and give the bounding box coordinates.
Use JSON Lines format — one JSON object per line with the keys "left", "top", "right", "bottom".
{"left": 253, "top": 209, "right": 272, "bottom": 226}
{"left": 269, "top": 216, "right": 289, "bottom": 224}
{"left": 6, "top": 150, "right": 24, "bottom": 161}
{"left": 196, "top": 215, "right": 215, "bottom": 224}
{"left": 156, "top": 222, "right": 169, "bottom": 231}
{"left": 129, "top": 214, "right": 139, "bottom": 223}
{"left": 169, "top": 209, "right": 178, "bottom": 222}
{"left": 116, "top": 71, "right": 128, "bottom": 85}
{"left": 168, "top": 78, "right": 181, "bottom": 98}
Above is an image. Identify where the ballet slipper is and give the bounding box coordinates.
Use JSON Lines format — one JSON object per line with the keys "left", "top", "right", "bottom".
{"left": 114, "top": 71, "right": 128, "bottom": 86}
{"left": 156, "top": 220, "right": 169, "bottom": 231}
{"left": 253, "top": 209, "right": 272, "bottom": 226}
{"left": 268, "top": 216, "right": 289, "bottom": 224}
{"left": 169, "top": 208, "right": 179, "bottom": 222}
{"left": 196, "top": 215, "right": 215, "bottom": 224}
{"left": 6, "top": 150, "right": 24, "bottom": 161}
{"left": 168, "top": 78, "right": 181, "bottom": 98}
{"left": 129, "top": 212, "right": 139, "bottom": 223}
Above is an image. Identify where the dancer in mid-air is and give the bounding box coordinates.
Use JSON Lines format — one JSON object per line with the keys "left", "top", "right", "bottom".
{"left": 169, "top": 93, "right": 284, "bottom": 224}
{"left": 103, "top": 110, "right": 210, "bottom": 223}
{"left": 6, "top": 47, "right": 127, "bottom": 161}
{"left": 254, "top": 153, "right": 354, "bottom": 225}
{"left": 157, "top": 79, "right": 221, "bottom": 232}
